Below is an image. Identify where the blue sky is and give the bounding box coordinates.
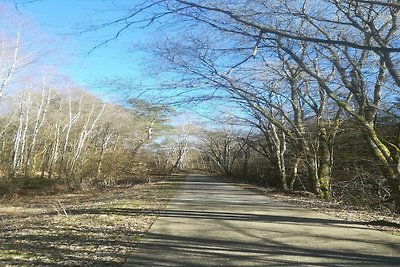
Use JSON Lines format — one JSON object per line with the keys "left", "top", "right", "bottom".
{"left": 0, "top": 0, "right": 229, "bottom": 124}
{"left": 7, "top": 0, "right": 152, "bottom": 94}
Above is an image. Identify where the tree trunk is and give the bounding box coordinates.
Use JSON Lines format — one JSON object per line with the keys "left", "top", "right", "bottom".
{"left": 289, "top": 157, "right": 301, "bottom": 191}
{"left": 24, "top": 87, "right": 50, "bottom": 177}
{"left": 270, "top": 123, "right": 288, "bottom": 190}
{"left": 317, "top": 127, "right": 332, "bottom": 199}
{"left": 364, "top": 124, "right": 400, "bottom": 212}
{"left": 96, "top": 132, "right": 113, "bottom": 179}
{"left": 306, "top": 159, "right": 319, "bottom": 195}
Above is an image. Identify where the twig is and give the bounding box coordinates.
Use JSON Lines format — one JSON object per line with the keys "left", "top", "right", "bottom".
{"left": 370, "top": 197, "right": 394, "bottom": 207}
{"left": 52, "top": 200, "right": 68, "bottom": 216}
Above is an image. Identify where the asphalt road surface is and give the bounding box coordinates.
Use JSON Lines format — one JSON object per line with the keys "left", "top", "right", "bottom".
{"left": 123, "top": 175, "right": 400, "bottom": 266}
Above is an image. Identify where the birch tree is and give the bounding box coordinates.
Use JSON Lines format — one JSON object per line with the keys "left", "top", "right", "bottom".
{"left": 23, "top": 79, "right": 51, "bottom": 176}
{"left": 9, "top": 91, "right": 31, "bottom": 179}
{"left": 0, "top": 26, "right": 21, "bottom": 99}
{"left": 0, "top": 6, "right": 43, "bottom": 100}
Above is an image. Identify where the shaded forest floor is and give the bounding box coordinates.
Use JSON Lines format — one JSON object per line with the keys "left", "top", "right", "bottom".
{"left": 0, "top": 176, "right": 183, "bottom": 266}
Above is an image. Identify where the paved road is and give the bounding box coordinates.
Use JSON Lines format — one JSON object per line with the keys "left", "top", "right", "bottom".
{"left": 124, "top": 175, "right": 400, "bottom": 266}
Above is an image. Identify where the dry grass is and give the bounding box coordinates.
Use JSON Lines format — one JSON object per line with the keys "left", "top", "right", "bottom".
{"left": 0, "top": 176, "right": 183, "bottom": 266}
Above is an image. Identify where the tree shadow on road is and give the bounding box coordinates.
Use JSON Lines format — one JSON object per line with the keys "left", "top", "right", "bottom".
{"left": 126, "top": 230, "right": 400, "bottom": 266}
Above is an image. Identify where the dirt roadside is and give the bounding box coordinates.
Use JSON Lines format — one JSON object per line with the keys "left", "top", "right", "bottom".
{"left": 0, "top": 176, "right": 182, "bottom": 266}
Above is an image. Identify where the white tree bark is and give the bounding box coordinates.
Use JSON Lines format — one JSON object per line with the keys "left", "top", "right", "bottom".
{"left": 59, "top": 94, "right": 81, "bottom": 174}
{"left": 47, "top": 99, "right": 63, "bottom": 179}
{"left": 0, "top": 26, "right": 21, "bottom": 99}
{"left": 24, "top": 80, "right": 51, "bottom": 176}
{"left": 10, "top": 92, "right": 31, "bottom": 178}
{"left": 70, "top": 101, "right": 106, "bottom": 174}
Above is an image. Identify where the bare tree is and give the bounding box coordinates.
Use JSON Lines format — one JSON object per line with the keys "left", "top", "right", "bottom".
{"left": 103, "top": 0, "right": 399, "bottom": 210}
{"left": 203, "top": 128, "right": 249, "bottom": 176}
{"left": 23, "top": 78, "right": 51, "bottom": 176}
{"left": 0, "top": 26, "right": 21, "bottom": 99}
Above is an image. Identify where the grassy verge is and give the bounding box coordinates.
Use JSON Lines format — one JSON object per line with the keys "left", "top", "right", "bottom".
{"left": 0, "top": 175, "right": 183, "bottom": 266}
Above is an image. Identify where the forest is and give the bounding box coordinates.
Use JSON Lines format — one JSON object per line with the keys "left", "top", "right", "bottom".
{"left": 0, "top": 0, "right": 399, "bottom": 216}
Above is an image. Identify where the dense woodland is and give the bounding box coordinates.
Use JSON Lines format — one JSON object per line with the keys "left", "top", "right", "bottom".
{"left": 1, "top": 0, "right": 400, "bottom": 214}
